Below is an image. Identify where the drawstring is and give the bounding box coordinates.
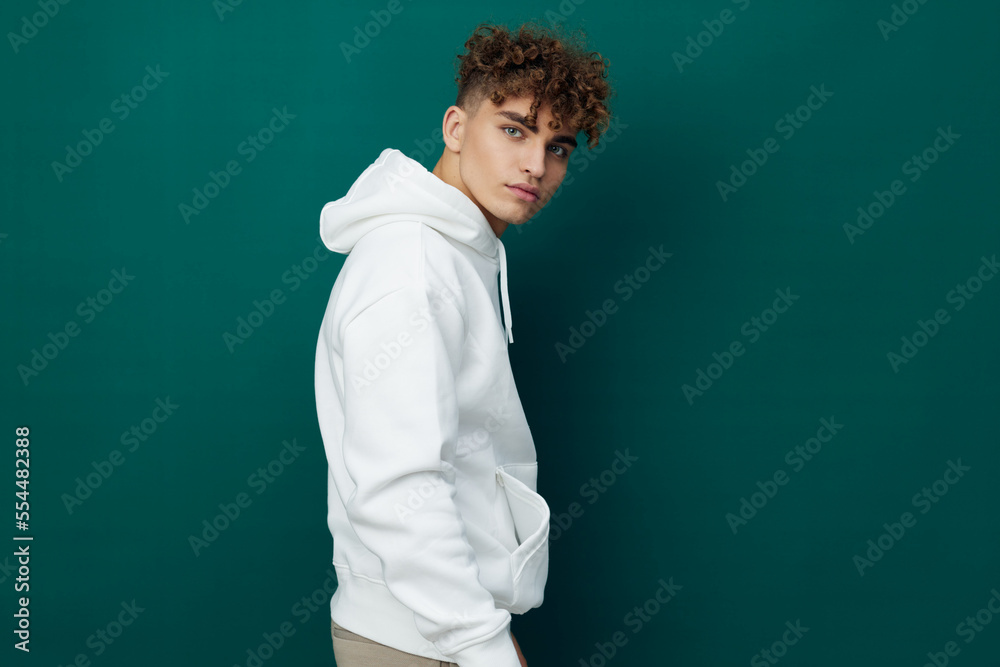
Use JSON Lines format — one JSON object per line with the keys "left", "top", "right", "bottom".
{"left": 497, "top": 239, "right": 513, "bottom": 344}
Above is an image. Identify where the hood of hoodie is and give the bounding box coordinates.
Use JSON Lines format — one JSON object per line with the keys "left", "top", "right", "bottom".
{"left": 319, "top": 148, "right": 514, "bottom": 344}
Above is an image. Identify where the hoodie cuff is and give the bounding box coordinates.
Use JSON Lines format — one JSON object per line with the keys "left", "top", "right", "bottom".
{"left": 447, "top": 624, "right": 520, "bottom": 667}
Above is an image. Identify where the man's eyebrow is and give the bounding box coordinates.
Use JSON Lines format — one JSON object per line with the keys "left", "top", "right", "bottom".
{"left": 495, "top": 110, "right": 578, "bottom": 149}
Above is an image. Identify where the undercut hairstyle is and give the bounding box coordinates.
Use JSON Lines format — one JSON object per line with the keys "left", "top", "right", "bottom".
{"left": 453, "top": 21, "right": 616, "bottom": 150}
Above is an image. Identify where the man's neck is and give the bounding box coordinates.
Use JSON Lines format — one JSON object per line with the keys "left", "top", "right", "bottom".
{"left": 432, "top": 155, "right": 507, "bottom": 239}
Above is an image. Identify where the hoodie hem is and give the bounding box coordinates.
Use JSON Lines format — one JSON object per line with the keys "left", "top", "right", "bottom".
{"left": 330, "top": 563, "right": 451, "bottom": 661}
{"left": 329, "top": 563, "right": 517, "bottom": 665}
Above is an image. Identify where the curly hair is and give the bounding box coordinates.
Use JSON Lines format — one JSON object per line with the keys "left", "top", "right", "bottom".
{"left": 453, "top": 22, "right": 615, "bottom": 151}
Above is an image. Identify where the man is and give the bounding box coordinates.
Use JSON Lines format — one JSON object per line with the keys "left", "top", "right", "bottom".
{"left": 314, "top": 21, "right": 614, "bottom": 667}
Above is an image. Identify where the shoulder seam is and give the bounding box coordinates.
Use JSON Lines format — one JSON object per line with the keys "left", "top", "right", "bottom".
{"left": 340, "top": 284, "right": 410, "bottom": 339}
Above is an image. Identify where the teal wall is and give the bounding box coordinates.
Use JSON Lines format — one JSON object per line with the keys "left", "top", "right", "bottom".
{"left": 3, "top": 1, "right": 998, "bottom": 665}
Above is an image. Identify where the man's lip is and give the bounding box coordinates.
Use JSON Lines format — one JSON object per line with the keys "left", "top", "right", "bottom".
{"left": 507, "top": 185, "right": 539, "bottom": 202}
{"left": 509, "top": 183, "right": 539, "bottom": 196}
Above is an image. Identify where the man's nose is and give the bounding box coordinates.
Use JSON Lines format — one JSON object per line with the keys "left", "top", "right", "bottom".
{"left": 520, "top": 146, "right": 546, "bottom": 178}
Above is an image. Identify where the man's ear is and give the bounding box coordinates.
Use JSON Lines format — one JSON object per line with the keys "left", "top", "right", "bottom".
{"left": 442, "top": 105, "right": 465, "bottom": 152}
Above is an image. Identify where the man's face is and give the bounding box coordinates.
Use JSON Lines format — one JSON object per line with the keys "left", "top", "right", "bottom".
{"left": 455, "top": 95, "right": 579, "bottom": 228}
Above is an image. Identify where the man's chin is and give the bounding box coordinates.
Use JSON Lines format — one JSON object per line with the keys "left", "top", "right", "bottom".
{"left": 484, "top": 199, "right": 546, "bottom": 227}
{"left": 510, "top": 203, "right": 547, "bottom": 225}
{"left": 507, "top": 213, "right": 537, "bottom": 226}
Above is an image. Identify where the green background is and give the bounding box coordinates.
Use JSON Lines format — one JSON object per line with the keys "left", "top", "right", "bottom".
{"left": 3, "top": 0, "right": 998, "bottom": 665}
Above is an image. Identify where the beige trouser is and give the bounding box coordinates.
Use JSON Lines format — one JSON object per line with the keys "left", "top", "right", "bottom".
{"left": 332, "top": 620, "right": 459, "bottom": 667}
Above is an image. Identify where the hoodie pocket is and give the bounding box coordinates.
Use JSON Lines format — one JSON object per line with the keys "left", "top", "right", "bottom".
{"left": 494, "top": 465, "right": 550, "bottom": 613}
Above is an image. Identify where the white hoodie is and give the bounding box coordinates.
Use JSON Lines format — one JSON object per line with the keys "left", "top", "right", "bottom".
{"left": 314, "top": 148, "right": 551, "bottom": 667}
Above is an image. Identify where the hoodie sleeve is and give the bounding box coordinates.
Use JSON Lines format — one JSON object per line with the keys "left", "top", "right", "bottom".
{"left": 335, "top": 281, "right": 521, "bottom": 667}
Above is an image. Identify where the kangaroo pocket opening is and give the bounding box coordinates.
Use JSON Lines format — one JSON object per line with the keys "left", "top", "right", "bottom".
{"left": 493, "top": 465, "right": 550, "bottom": 613}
